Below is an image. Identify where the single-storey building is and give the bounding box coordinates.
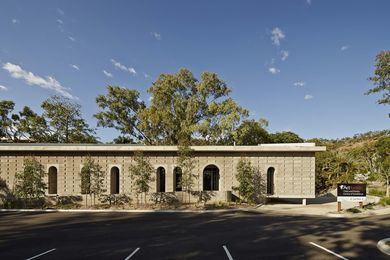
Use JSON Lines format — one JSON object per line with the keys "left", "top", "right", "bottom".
{"left": 0, "top": 143, "right": 326, "bottom": 204}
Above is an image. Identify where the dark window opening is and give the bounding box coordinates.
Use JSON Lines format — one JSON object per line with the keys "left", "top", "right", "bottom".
{"left": 267, "top": 167, "right": 275, "bottom": 195}
{"left": 203, "top": 165, "right": 219, "bottom": 191}
{"left": 48, "top": 166, "right": 58, "bottom": 194}
{"left": 110, "top": 167, "right": 120, "bottom": 194}
{"left": 157, "top": 167, "right": 166, "bottom": 192}
{"left": 174, "top": 167, "right": 182, "bottom": 191}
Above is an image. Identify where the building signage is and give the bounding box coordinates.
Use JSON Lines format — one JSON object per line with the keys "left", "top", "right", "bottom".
{"left": 337, "top": 183, "right": 366, "bottom": 202}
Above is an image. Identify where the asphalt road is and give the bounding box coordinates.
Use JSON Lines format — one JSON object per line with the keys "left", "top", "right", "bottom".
{"left": 0, "top": 211, "right": 388, "bottom": 259}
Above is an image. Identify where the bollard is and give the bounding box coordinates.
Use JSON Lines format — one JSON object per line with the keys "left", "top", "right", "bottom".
{"left": 337, "top": 201, "right": 341, "bottom": 212}
{"left": 359, "top": 201, "right": 363, "bottom": 208}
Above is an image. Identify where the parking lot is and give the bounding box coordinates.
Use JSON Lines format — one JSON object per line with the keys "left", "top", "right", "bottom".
{"left": 0, "top": 211, "right": 388, "bottom": 259}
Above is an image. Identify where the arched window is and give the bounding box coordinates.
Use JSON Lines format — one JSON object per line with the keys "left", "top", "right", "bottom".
{"left": 203, "top": 165, "right": 219, "bottom": 191}
{"left": 174, "top": 167, "right": 182, "bottom": 191}
{"left": 110, "top": 167, "right": 120, "bottom": 194}
{"left": 156, "top": 167, "right": 166, "bottom": 192}
{"left": 48, "top": 166, "right": 58, "bottom": 194}
{"left": 267, "top": 167, "right": 275, "bottom": 195}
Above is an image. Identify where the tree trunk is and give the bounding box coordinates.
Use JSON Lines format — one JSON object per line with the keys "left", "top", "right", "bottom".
{"left": 386, "top": 176, "right": 389, "bottom": 197}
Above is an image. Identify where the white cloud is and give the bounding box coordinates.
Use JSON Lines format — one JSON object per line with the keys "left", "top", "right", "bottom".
{"left": 70, "top": 64, "right": 79, "bottom": 70}
{"left": 271, "top": 27, "right": 285, "bottom": 46}
{"left": 143, "top": 73, "right": 150, "bottom": 78}
{"left": 68, "top": 36, "right": 76, "bottom": 42}
{"left": 306, "top": 0, "right": 311, "bottom": 5}
{"left": 12, "top": 18, "right": 19, "bottom": 24}
{"left": 281, "top": 50, "right": 289, "bottom": 61}
{"left": 293, "top": 81, "right": 305, "bottom": 87}
{"left": 103, "top": 70, "right": 113, "bottom": 78}
{"left": 269, "top": 67, "right": 280, "bottom": 75}
{"left": 340, "top": 45, "right": 349, "bottom": 51}
{"left": 151, "top": 32, "right": 161, "bottom": 40}
{"left": 304, "top": 94, "right": 313, "bottom": 100}
{"left": 110, "top": 59, "right": 136, "bottom": 75}
{"left": 2, "top": 62, "right": 75, "bottom": 99}
{"left": 57, "top": 19, "right": 64, "bottom": 24}
{"left": 0, "top": 85, "right": 8, "bottom": 91}
{"left": 57, "top": 8, "right": 65, "bottom": 16}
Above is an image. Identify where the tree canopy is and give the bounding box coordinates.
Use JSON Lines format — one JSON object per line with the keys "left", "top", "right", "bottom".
{"left": 42, "top": 95, "right": 97, "bottom": 143}
{"left": 95, "top": 69, "right": 248, "bottom": 145}
{"left": 367, "top": 50, "right": 390, "bottom": 117}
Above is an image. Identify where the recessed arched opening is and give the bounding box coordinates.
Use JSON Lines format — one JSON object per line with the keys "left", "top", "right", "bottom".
{"left": 110, "top": 166, "right": 120, "bottom": 194}
{"left": 267, "top": 167, "right": 275, "bottom": 195}
{"left": 156, "top": 167, "right": 166, "bottom": 192}
{"left": 48, "top": 166, "right": 58, "bottom": 194}
{"left": 174, "top": 167, "right": 182, "bottom": 191}
{"left": 203, "top": 165, "right": 219, "bottom": 191}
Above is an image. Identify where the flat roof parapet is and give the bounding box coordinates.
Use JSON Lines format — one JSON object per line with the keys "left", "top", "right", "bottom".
{"left": 0, "top": 143, "right": 326, "bottom": 152}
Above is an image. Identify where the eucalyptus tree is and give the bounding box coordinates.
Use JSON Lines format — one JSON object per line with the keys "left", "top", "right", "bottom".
{"left": 0, "top": 100, "right": 15, "bottom": 141}
{"left": 42, "top": 95, "right": 97, "bottom": 143}
{"left": 367, "top": 50, "right": 390, "bottom": 117}
{"left": 95, "top": 69, "right": 248, "bottom": 145}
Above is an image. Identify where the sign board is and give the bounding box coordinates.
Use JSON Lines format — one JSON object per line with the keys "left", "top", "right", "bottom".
{"left": 337, "top": 183, "right": 366, "bottom": 202}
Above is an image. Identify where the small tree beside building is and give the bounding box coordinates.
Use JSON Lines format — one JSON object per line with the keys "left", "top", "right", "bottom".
{"left": 235, "top": 159, "right": 265, "bottom": 204}
{"left": 14, "top": 158, "right": 47, "bottom": 207}
{"left": 177, "top": 146, "right": 197, "bottom": 203}
{"left": 80, "top": 157, "right": 106, "bottom": 206}
{"left": 129, "top": 151, "right": 154, "bottom": 205}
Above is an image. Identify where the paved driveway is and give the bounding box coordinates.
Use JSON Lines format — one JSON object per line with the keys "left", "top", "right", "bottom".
{"left": 0, "top": 211, "right": 388, "bottom": 259}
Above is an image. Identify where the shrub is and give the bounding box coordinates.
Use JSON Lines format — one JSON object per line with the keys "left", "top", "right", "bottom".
{"left": 368, "top": 188, "right": 386, "bottom": 197}
{"left": 379, "top": 197, "right": 390, "bottom": 206}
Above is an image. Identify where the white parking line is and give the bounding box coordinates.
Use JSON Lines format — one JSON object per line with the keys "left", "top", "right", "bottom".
{"left": 222, "top": 245, "right": 233, "bottom": 260}
{"left": 124, "top": 247, "right": 140, "bottom": 260}
{"left": 26, "top": 248, "right": 56, "bottom": 260}
{"left": 309, "top": 242, "right": 349, "bottom": 260}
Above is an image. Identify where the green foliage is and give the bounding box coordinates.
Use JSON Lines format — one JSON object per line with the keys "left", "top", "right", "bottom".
{"left": 80, "top": 157, "right": 105, "bottom": 195}
{"left": 99, "top": 194, "right": 132, "bottom": 206}
{"left": 233, "top": 119, "right": 270, "bottom": 145}
{"left": 0, "top": 100, "right": 15, "bottom": 141}
{"left": 80, "top": 157, "right": 106, "bottom": 206}
{"left": 367, "top": 50, "right": 390, "bottom": 117}
{"left": 368, "top": 188, "right": 386, "bottom": 197}
{"left": 314, "top": 131, "right": 390, "bottom": 194}
{"left": 12, "top": 106, "right": 50, "bottom": 142}
{"left": 379, "top": 196, "right": 390, "bottom": 206}
{"left": 129, "top": 151, "right": 155, "bottom": 204}
{"left": 0, "top": 177, "right": 18, "bottom": 208}
{"left": 14, "top": 158, "right": 47, "bottom": 201}
{"left": 235, "top": 159, "right": 265, "bottom": 204}
{"left": 95, "top": 86, "right": 149, "bottom": 143}
{"left": 177, "top": 145, "right": 197, "bottom": 203}
{"left": 269, "top": 131, "right": 303, "bottom": 143}
{"left": 42, "top": 95, "right": 97, "bottom": 143}
{"left": 95, "top": 69, "right": 248, "bottom": 145}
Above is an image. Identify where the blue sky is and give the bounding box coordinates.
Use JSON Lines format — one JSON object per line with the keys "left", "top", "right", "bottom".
{"left": 0, "top": 0, "right": 389, "bottom": 142}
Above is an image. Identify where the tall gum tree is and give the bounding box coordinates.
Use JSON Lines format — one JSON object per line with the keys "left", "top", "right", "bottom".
{"left": 95, "top": 69, "right": 249, "bottom": 145}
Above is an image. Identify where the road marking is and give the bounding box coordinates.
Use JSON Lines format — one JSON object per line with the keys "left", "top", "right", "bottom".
{"left": 26, "top": 248, "right": 56, "bottom": 260}
{"left": 222, "top": 245, "right": 233, "bottom": 260}
{"left": 124, "top": 247, "right": 140, "bottom": 260}
{"left": 309, "top": 242, "right": 349, "bottom": 260}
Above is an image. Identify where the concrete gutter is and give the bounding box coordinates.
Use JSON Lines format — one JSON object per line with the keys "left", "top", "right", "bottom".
{"left": 1, "top": 206, "right": 389, "bottom": 217}
{"left": 377, "top": 238, "right": 390, "bottom": 256}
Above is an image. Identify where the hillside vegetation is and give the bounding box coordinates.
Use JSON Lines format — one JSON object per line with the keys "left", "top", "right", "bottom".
{"left": 308, "top": 130, "right": 390, "bottom": 196}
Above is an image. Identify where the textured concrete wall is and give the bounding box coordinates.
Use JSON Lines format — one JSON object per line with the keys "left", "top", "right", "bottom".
{"left": 0, "top": 150, "right": 316, "bottom": 200}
